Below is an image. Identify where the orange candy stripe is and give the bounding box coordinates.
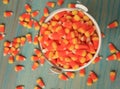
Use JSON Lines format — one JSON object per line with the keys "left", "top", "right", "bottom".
{"left": 36, "top": 78, "right": 45, "bottom": 88}
{"left": 0, "top": 24, "right": 5, "bottom": 33}
{"left": 4, "top": 11, "right": 13, "bottom": 17}
{"left": 110, "top": 70, "right": 116, "bottom": 82}
{"left": 107, "top": 21, "right": 118, "bottom": 29}
{"left": 108, "top": 43, "right": 118, "bottom": 53}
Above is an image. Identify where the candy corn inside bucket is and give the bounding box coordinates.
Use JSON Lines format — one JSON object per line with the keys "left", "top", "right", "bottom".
{"left": 39, "top": 5, "right": 101, "bottom": 71}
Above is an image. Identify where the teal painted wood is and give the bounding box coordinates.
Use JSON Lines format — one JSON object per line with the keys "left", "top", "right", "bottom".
{"left": 0, "top": 0, "right": 120, "bottom": 89}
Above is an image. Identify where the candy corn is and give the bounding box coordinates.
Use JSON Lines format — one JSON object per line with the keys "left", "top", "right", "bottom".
{"left": 19, "top": 13, "right": 27, "bottom": 21}
{"left": 92, "top": 56, "right": 102, "bottom": 64}
{"left": 43, "top": 7, "right": 49, "bottom": 17}
{"left": 15, "top": 65, "right": 24, "bottom": 72}
{"left": 89, "top": 71, "right": 98, "bottom": 82}
{"left": 33, "top": 35, "right": 39, "bottom": 45}
{"left": 107, "top": 21, "right": 119, "bottom": 29}
{"left": 65, "top": 72, "right": 75, "bottom": 78}
{"left": 31, "top": 10, "right": 39, "bottom": 17}
{"left": 0, "top": 24, "right": 5, "bottom": 33}
{"left": 26, "top": 33, "right": 32, "bottom": 43}
{"left": 39, "top": 16, "right": 46, "bottom": 25}
{"left": 58, "top": 73, "right": 68, "bottom": 81}
{"left": 16, "top": 85, "right": 24, "bottom": 89}
{"left": 19, "top": 21, "right": 27, "bottom": 27}
{"left": 68, "top": 3, "right": 76, "bottom": 8}
{"left": 16, "top": 54, "right": 26, "bottom": 61}
{"left": 116, "top": 51, "right": 120, "bottom": 61}
{"left": 20, "top": 36, "right": 26, "bottom": 46}
{"left": 4, "top": 11, "right": 13, "bottom": 17}
{"left": 34, "top": 48, "right": 42, "bottom": 57}
{"left": 108, "top": 43, "right": 118, "bottom": 53}
{"left": 106, "top": 54, "right": 117, "bottom": 61}
{"left": 33, "top": 21, "right": 40, "bottom": 30}
{"left": 0, "top": 33, "right": 5, "bottom": 40}
{"left": 46, "top": 1, "right": 55, "bottom": 8}
{"left": 2, "top": 0, "right": 9, "bottom": 4}
{"left": 87, "top": 75, "right": 93, "bottom": 86}
{"left": 32, "top": 61, "right": 39, "bottom": 70}
{"left": 27, "top": 19, "right": 34, "bottom": 29}
{"left": 79, "top": 68, "right": 86, "bottom": 77}
{"left": 34, "top": 85, "right": 41, "bottom": 89}
{"left": 31, "top": 55, "right": 39, "bottom": 61}
{"left": 36, "top": 78, "right": 45, "bottom": 88}
{"left": 57, "top": 0, "right": 64, "bottom": 6}
{"left": 110, "top": 70, "right": 116, "bottom": 82}
{"left": 4, "top": 41, "right": 11, "bottom": 47}
{"left": 3, "top": 47, "right": 10, "bottom": 56}
{"left": 8, "top": 55, "right": 14, "bottom": 64}
{"left": 25, "top": 4, "right": 32, "bottom": 13}
{"left": 39, "top": 56, "right": 45, "bottom": 66}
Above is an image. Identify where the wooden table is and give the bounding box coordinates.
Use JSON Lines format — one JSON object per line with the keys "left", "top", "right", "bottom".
{"left": 0, "top": 0, "right": 120, "bottom": 89}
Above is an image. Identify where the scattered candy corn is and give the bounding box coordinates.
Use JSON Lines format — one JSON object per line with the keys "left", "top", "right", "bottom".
{"left": 68, "top": 3, "right": 76, "bottom": 8}
{"left": 43, "top": 7, "right": 49, "bottom": 17}
{"left": 46, "top": 1, "right": 55, "bottom": 8}
{"left": 39, "top": 16, "right": 46, "bottom": 25}
{"left": 4, "top": 11, "right": 13, "bottom": 17}
{"left": 36, "top": 78, "right": 45, "bottom": 88}
{"left": 2, "top": 0, "right": 9, "bottom": 4}
{"left": 34, "top": 48, "right": 42, "bottom": 57}
{"left": 106, "top": 54, "right": 117, "bottom": 61}
{"left": 8, "top": 55, "right": 14, "bottom": 64}
{"left": 87, "top": 75, "right": 93, "bottom": 86}
{"left": 25, "top": 4, "right": 32, "bottom": 13}
{"left": 57, "top": 0, "right": 64, "bottom": 6}
{"left": 116, "top": 51, "right": 120, "bottom": 61}
{"left": 33, "top": 21, "right": 40, "bottom": 30}
{"left": 79, "top": 68, "right": 86, "bottom": 77}
{"left": 110, "top": 70, "right": 116, "bottom": 82}
{"left": 32, "top": 61, "right": 39, "bottom": 70}
{"left": 58, "top": 73, "right": 68, "bottom": 81}
{"left": 108, "top": 43, "right": 118, "bottom": 53}
{"left": 31, "top": 10, "right": 39, "bottom": 17}
{"left": 107, "top": 21, "right": 119, "bottom": 29}
{"left": 26, "top": 33, "right": 32, "bottom": 43}
{"left": 34, "top": 85, "right": 41, "bottom": 89}
{"left": 31, "top": 55, "right": 39, "bottom": 61}
{"left": 0, "top": 24, "right": 5, "bottom": 33}
{"left": 16, "top": 85, "right": 24, "bottom": 89}
{"left": 39, "top": 56, "right": 45, "bottom": 66}
{"left": 92, "top": 55, "right": 102, "bottom": 64}
{"left": 65, "top": 72, "right": 75, "bottom": 78}
{"left": 89, "top": 71, "right": 98, "bottom": 82}
{"left": 16, "top": 54, "right": 26, "bottom": 61}
{"left": 15, "top": 65, "right": 24, "bottom": 72}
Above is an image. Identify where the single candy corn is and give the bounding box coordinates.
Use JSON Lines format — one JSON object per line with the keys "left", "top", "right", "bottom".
{"left": 110, "top": 70, "right": 116, "bottom": 82}
{"left": 20, "top": 37, "right": 26, "bottom": 46}
{"left": 3, "top": 47, "right": 10, "bottom": 56}
{"left": 92, "top": 56, "right": 102, "bottom": 64}
{"left": 27, "top": 19, "right": 34, "bottom": 29}
{"left": 19, "top": 21, "right": 27, "bottom": 27}
{"left": 15, "top": 65, "right": 24, "bottom": 72}
{"left": 31, "top": 10, "right": 39, "bottom": 17}
{"left": 34, "top": 85, "right": 41, "bottom": 89}
{"left": 65, "top": 72, "right": 75, "bottom": 78}
{"left": 87, "top": 76, "right": 93, "bottom": 86}
{"left": 4, "top": 11, "right": 13, "bottom": 17}
{"left": 39, "top": 16, "right": 46, "bottom": 25}
{"left": 107, "top": 21, "right": 119, "bottom": 29}
{"left": 32, "top": 61, "right": 39, "bottom": 70}
{"left": 0, "top": 24, "right": 5, "bottom": 33}
{"left": 57, "top": 0, "right": 64, "bottom": 6}
{"left": 34, "top": 48, "right": 42, "bottom": 57}
{"left": 25, "top": 4, "right": 32, "bottom": 13}
{"left": 33, "top": 21, "right": 40, "bottom": 30}
{"left": 79, "top": 68, "right": 86, "bottom": 77}
{"left": 36, "top": 78, "right": 45, "bottom": 88}
{"left": 19, "top": 13, "right": 27, "bottom": 21}
{"left": 39, "top": 56, "right": 45, "bottom": 66}
{"left": 33, "top": 35, "right": 39, "bottom": 45}
{"left": 26, "top": 33, "right": 32, "bottom": 43}
{"left": 4, "top": 41, "right": 11, "bottom": 47}
{"left": 31, "top": 55, "right": 39, "bottom": 61}
{"left": 2, "top": 0, "right": 9, "bottom": 4}
{"left": 46, "top": 1, "right": 55, "bottom": 8}
{"left": 108, "top": 43, "right": 118, "bottom": 53}
{"left": 24, "top": 13, "right": 31, "bottom": 22}
{"left": 89, "top": 71, "right": 98, "bottom": 82}
{"left": 58, "top": 73, "right": 68, "bottom": 81}
{"left": 0, "top": 33, "right": 5, "bottom": 40}
{"left": 68, "top": 3, "right": 75, "bottom": 8}
{"left": 8, "top": 55, "right": 14, "bottom": 64}
{"left": 106, "top": 54, "right": 117, "bottom": 61}
{"left": 11, "top": 48, "right": 20, "bottom": 56}
{"left": 116, "top": 51, "right": 120, "bottom": 61}
{"left": 43, "top": 7, "right": 49, "bottom": 17}
{"left": 16, "top": 85, "right": 24, "bottom": 89}
{"left": 16, "top": 54, "right": 26, "bottom": 61}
